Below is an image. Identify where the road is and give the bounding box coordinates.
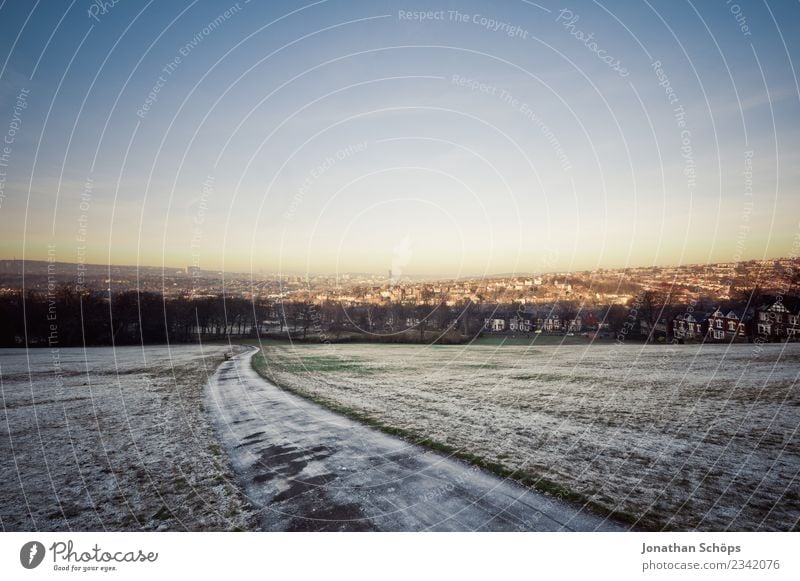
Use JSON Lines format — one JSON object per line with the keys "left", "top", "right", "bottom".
{"left": 207, "top": 347, "right": 627, "bottom": 532}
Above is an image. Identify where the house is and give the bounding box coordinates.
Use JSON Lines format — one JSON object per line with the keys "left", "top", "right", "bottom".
{"left": 537, "top": 314, "right": 561, "bottom": 333}
{"left": 755, "top": 301, "right": 799, "bottom": 341}
{"left": 639, "top": 318, "right": 669, "bottom": 341}
{"left": 566, "top": 315, "right": 582, "bottom": 333}
{"left": 508, "top": 314, "right": 533, "bottom": 333}
{"left": 705, "top": 308, "right": 748, "bottom": 342}
{"left": 582, "top": 312, "right": 601, "bottom": 331}
{"left": 484, "top": 317, "right": 506, "bottom": 332}
{"left": 482, "top": 311, "right": 533, "bottom": 334}
{"left": 672, "top": 313, "right": 704, "bottom": 341}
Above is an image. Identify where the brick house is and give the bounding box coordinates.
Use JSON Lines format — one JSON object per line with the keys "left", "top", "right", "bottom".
{"left": 755, "top": 301, "right": 799, "bottom": 341}
{"left": 672, "top": 313, "right": 704, "bottom": 341}
{"left": 705, "top": 308, "right": 748, "bottom": 342}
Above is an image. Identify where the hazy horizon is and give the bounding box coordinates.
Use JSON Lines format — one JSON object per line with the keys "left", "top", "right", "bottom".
{"left": 0, "top": 252, "right": 793, "bottom": 282}
{"left": 1, "top": 1, "right": 798, "bottom": 278}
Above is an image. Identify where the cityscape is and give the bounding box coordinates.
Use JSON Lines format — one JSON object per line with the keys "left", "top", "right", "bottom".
{"left": 1, "top": 1, "right": 799, "bottom": 568}
{"left": 2, "top": 256, "right": 797, "bottom": 306}
{"left": 1, "top": 256, "right": 797, "bottom": 347}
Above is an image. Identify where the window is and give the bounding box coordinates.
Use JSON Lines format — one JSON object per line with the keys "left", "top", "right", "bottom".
{"left": 714, "top": 330, "right": 724, "bottom": 339}
{"left": 728, "top": 321, "right": 736, "bottom": 331}
{"left": 715, "top": 319, "right": 723, "bottom": 328}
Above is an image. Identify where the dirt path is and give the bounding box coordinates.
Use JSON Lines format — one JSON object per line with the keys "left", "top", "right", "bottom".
{"left": 207, "top": 347, "right": 626, "bottom": 531}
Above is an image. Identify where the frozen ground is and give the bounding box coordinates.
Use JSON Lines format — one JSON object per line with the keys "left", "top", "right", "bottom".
{"left": 255, "top": 340, "right": 800, "bottom": 531}
{"left": 0, "top": 344, "right": 254, "bottom": 531}
{"left": 208, "top": 348, "right": 624, "bottom": 531}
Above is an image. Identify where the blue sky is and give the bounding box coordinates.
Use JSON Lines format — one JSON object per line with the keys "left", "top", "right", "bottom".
{"left": 0, "top": 0, "right": 798, "bottom": 277}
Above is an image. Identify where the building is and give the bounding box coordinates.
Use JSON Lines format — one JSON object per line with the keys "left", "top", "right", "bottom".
{"left": 755, "top": 301, "right": 799, "bottom": 341}
{"left": 508, "top": 314, "right": 533, "bottom": 333}
{"left": 484, "top": 317, "right": 506, "bottom": 332}
{"left": 705, "top": 308, "right": 748, "bottom": 342}
{"left": 672, "top": 313, "right": 704, "bottom": 341}
{"left": 537, "top": 314, "right": 561, "bottom": 333}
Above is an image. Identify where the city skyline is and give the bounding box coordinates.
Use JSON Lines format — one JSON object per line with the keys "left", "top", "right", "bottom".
{"left": 1, "top": 1, "right": 798, "bottom": 277}
{"left": 3, "top": 0, "right": 800, "bottom": 549}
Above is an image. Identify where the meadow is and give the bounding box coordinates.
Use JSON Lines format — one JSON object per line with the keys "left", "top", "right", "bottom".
{"left": 253, "top": 340, "right": 800, "bottom": 531}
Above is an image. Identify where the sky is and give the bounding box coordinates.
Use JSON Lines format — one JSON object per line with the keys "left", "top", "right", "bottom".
{"left": 0, "top": 0, "right": 798, "bottom": 278}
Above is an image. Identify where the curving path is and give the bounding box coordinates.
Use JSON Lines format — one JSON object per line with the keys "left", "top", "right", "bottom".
{"left": 207, "top": 347, "right": 627, "bottom": 532}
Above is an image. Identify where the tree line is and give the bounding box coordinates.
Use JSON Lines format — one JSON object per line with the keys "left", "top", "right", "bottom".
{"left": 0, "top": 284, "right": 788, "bottom": 348}
{"left": 0, "top": 287, "right": 269, "bottom": 347}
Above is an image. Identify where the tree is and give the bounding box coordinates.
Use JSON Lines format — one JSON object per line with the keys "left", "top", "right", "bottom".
{"left": 734, "top": 285, "right": 764, "bottom": 310}
{"left": 557, "top": 300, "right": 578, "bottom": 333}
{"left": 603, "top": 304, "right": 628, "bottom": 335}
{"left": 639, "top": 290, "right": 669, "bottom": 342}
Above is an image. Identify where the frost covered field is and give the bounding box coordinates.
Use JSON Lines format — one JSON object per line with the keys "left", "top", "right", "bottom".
{"left": 255, "top": 341, "right": 800, "bottom": 531}
{"left": 0, "top": 345, "right": 253, "bottom": 531}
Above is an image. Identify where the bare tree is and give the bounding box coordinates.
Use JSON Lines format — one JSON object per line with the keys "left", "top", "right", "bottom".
{"left": 640, "top": 290, "right": 669, "bottom": 342}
